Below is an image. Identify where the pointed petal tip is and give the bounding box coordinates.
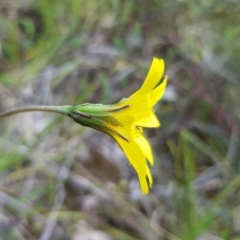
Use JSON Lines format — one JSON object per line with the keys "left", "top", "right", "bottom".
{"left": 139, "top": 57, "right": 165, "bottom": 94}
{"left": 140, "top": 180, "right": 149, "bottom": 194}
{"left": 152, "top": 57, "right": 165, "bottom": 69}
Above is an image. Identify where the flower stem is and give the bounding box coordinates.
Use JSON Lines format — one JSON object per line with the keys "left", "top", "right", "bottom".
{"left": 0, "top": 105, "right": 73, "bottom": 119}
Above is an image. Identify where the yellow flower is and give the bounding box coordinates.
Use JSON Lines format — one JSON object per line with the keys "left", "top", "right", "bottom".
{"left": 69, "top": 58, "right": 167, "bottom": 194}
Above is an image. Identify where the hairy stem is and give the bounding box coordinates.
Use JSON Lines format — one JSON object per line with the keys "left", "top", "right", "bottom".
{"left": 0, "top": 105, "right": 73, "bottom": 119}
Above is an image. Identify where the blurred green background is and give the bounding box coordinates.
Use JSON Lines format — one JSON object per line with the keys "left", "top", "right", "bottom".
{"left": 1, "top": 0, "right": 240, "bottom": 239}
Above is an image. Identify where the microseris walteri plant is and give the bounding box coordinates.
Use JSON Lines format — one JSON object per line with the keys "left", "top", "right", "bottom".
{"left": 0, "top": 58, "right": 167, "bottom": 194}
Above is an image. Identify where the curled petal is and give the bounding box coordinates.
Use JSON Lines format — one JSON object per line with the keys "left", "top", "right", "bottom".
{"left": 146, "top": 167, "right": 153, "bottom": 187}
{"left": 138, "top": 167, "right": 153, "bottom": 194}
{"left": 113, "top": 136, "right": 150, "bottom": 192}
{"left": 150, "top": 76, "right": 168, "bottom": 107}
{"left": 139, "top": 177, "right": 150, "bottom": 194}
{"left": 134, "top": 135, "right": 154, "bottom": 165}
{"left": 136, "top": 58, "right": 164, "bottom": 95}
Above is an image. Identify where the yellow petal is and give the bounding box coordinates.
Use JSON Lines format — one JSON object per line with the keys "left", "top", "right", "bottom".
{"left": 139, "top": 177, "right": 150, "bottom": 194}
{"left": 139, "top": 166, "right": 153, "bottom": 194}
{"left": 146, "top": 167, "right": 153, "bottom": 187}
{"left": 113, "top": 114, "right": 133, "bottom": 133}
{"left": 113, "top": 136, "right": 148, "bottom": 187}
{"left": 115, "top": 95, "right": 151, "bottom": 121}
{"left": 114, "top": 58, "right": 165, "bottom": 122}
{"left": 134, "top": 135, "right": 154, "bottom": 165}
{"left": 135, "top": 58, "right": 164, "bottom": 96}
{"left": 135, "top": 112, "right": 160, "bottom": 128}
{"left": 150, "top": 76, "right": 168, "bottom": 107}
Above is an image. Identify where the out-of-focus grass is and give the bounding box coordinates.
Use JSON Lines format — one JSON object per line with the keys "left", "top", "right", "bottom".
{"left": 1, "top": 0, "right": 240, "bottom": 239}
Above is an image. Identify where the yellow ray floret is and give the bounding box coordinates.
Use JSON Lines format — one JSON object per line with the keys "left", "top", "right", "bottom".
{"left": 69, "top": 57, "right": 167, "bottom": 194}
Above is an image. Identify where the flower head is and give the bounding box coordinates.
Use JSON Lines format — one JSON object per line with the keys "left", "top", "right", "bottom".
{"left": 69, "top": 58, "right": 167, "bottom": 194}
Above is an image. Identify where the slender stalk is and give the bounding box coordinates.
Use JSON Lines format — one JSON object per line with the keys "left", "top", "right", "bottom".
{"left": 0, "top": 105, "right": 73, "bottom": 119}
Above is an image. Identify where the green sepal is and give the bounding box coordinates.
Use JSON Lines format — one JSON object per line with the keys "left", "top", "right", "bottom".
{"left": 68, "top": 105, "right": 130, "bottom": 142}
{"left": 72, "top": 103, "right": 130, "bottom": 117}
